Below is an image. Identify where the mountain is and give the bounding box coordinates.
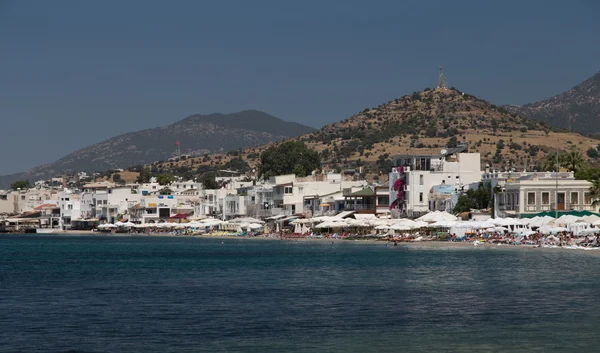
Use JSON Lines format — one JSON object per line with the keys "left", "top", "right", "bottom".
{"left": 0, "top": 110, "right": 314, "bottom": 188}
{"left": 154, "top": 88, "right": 600, "bottom": 178}
{"left": 504, "top": 71, "right": 600, "bottom": 134}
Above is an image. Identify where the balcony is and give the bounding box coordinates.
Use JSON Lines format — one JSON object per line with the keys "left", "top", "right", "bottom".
{"left": 344, "top": 204, "right": 375, "bottom": 211}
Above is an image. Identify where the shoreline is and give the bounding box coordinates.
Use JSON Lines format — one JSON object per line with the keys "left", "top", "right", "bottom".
{"left": 3, "top": 231, "right": 600, "bottom": 254}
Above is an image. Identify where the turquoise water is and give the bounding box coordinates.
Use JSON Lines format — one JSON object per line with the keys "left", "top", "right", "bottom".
{"left": 1, "top": 235, "right": 599, "bottom": 352}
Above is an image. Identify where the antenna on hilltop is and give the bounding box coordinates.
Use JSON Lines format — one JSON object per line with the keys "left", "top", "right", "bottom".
{"left": 438, "top": 65, "right": 448, "bottom": 90}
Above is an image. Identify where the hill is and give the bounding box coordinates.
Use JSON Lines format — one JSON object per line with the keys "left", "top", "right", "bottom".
{"left": 150, "top": 88, "right": 600, "bottom": 179}
{"left": 0, "top": 110, "right": 314, "bottom": 189}
{"left": 504, "top": 71, "right": 600, "bottom": 134}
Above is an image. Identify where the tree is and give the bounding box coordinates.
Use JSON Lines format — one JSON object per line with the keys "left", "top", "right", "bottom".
{"left": 453, "top": 195, "right": 473, "bottom": 214}
{"left": 563, "top": 151, "right": 586, "bottom": 174}
{"left": 223, "top": 157, "right": 249, "bottom": 172}
{"left": 542, "top": 152, "right": 566, "bottom": 172}
{"left": 447, "top": 136, "right": 458, "bottom": 148}
{"left": 425, "top": 126, "right": 438, "bottom": 138}
{"left": 452, "top": 182, "right": 492, "bottom": 214}
{"left": 199, "top": 172, "right": 219, "bottom": 190}
{"left": 258, "top": 141, "right": 320, "bottom": 179}
{"left": 590, "top": 178, "right": 600, "bottom": 207}
{"left": 10, "top": 180, "right": 30, "bottom": 190}
{"left": 156, "top": 173, "right": 176, "bottom": 186}
{"left": 575, "top": 166, "right": 600, "bottom": 181}
{"left": 159, "top": 187, "right": 172, "bottom": 195}
{"left": 136, "top": 168, "right": 151, "bottom": 183}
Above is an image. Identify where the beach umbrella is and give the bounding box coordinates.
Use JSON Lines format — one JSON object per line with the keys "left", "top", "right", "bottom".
{"left": 390, "top": 223, "right": 413, "bottom": 231}
{"left": 427, "top": 220, "right": 456, "bottom": 228}
{"left": 315, "top": 221, "right": 345, "bottom": 229}
{"left": 412, "top": 221, "right": 429, "bottom": 228}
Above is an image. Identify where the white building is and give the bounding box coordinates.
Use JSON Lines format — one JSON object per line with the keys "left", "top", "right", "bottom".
{"left": 256, "top": 174, "right": 367, "bottom": 218}
{"left": 389, "top": 148, "right": 483, "bottom": 217}
{"left": 58, "top": 190, "right": 81, "bottom": 229}
{"left": 483, "top": 170, "right": 596, "bottom": 217}
{"left": 170, "top": 180, "right": 200, "bottom": 195}
{"left": 80, "top": 183, "right": 140, "bottom": 223}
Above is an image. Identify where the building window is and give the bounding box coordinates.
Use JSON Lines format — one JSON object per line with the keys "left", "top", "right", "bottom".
{"left": 571, "top": 192, "right": 579, "bottom": 205}
{"left": 527, "top": 192, "right": 535, "bottom": 205}
{"left": 284, "top": 187, "right": 293, "bottom": 194}
{"left": 419, "top": 175, "right": 423, "bottom": 185}
{"left": 68, "top": 205, "right": 73, "bottom": 210}
{"left": 584, "top": 192, "right": 592, "bottom": 205}
{"left": 419, "top": 192, "right": 423, "bottom": 202}
{"left": 542, "top": 192, "right": 550, "bottom": 205}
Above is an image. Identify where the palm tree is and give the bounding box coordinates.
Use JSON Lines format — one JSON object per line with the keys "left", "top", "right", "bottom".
{"left": 541, "top": 151, "right": 565, "bottom": 172}
{"left": 590, "top": 179, "right": 600, "bottom": 208}
{"left": 564, "top": 151, "right": 586, "bottom": 174}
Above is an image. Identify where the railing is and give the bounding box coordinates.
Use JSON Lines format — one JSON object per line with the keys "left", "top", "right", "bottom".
{"left": 344, "top": 204, "right": 375, "bottom": 211}
{"left": 304, "top": 209, "right": 337, "bottom": 217}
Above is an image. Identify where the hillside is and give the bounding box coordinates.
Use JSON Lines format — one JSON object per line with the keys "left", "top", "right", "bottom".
{"left": 0, "top": 110, "right": 314, "bottom": 189}
{"left": 150, "top": 88, "right": 600, "bottom": 179}
{"left": 504, "top": 71, "right": 600, "bottom": 134}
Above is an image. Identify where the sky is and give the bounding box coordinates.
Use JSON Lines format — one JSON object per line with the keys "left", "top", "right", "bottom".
{"left": 0, "top": 0, "right": 599, "bottom": 175}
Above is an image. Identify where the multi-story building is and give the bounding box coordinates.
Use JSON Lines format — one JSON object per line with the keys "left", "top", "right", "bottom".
{"left": 0, "top": 190, "right": 18, "bottom": 215}
{"left": 58, "top": 190, "right": 81, "bottom": 229}
{"left": 389, "top": 147, "right": 483, "bottom": 217}
{"left": 270, "top": 174, "right": 368, "bottom": 217}
{"left": 80, "top": 183, "right": 139, "bottom": 223}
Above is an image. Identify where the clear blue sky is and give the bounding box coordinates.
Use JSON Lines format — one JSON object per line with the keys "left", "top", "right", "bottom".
{"left": 1, "top": 0, "right": 599, "bottom": 174}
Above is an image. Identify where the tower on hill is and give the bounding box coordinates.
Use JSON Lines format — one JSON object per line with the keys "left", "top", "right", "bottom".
{"left": 437, "top": 65, "right": 448, "bottom": 90}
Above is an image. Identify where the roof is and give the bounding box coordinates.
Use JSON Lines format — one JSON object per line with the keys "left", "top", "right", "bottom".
{"left": 521, "top": 210, "right": 600, "bottom": 218}
{"left": 349, "top": 188, "right": 375, "bottom": 197}
{"left": 334, "top": 211, "right": 355, "bottom": 219}
{"left": 266, "top": 215, "right": 286, "bottom": 220}
{"left": 34, "top": 203, "right": 58, "bottom": 211}
{"left": 170, "top": 213, "right": 190, "bottom": 219}
{"left": 6, "top": 218, "right": 40, "bottom": 223}
{"left": 82, "top": 183, "right": 111, "bottom": 189}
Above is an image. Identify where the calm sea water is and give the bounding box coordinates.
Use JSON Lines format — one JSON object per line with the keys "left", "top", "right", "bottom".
{"left": 0, "top": 235, "right": 599, "bottom": 353}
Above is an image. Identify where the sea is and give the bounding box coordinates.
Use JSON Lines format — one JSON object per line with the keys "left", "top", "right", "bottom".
{"left": 0, "top": 235, "right": 599, "bottom": 353}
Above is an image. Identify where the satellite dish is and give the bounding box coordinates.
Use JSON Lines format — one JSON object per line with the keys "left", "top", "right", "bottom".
{"left": 440, "top": 149, "right": 448, "bottom": 155}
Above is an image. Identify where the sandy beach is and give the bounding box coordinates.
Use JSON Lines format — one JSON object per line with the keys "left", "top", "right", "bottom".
{"left": 18, "top": 230, "right": 600, "bottom": 255}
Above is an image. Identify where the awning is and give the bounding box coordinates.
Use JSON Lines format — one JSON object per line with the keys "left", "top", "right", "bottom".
{"left": 320, "top": 203, "right": 330, "bottom": 207}
{"left": 334, "top": 211, "right": 355, "bottom": 219}
{"left": 6, "top": 218, "right": 40, "bottom": 223}
{"left": 266, "top": 215, "right": 286, "bottom": 220}
{"left": 280, "top": 216, "right": 298, "bottom": 222}
{"left": 169, "top": 213, "right": 189, "bottom": 219}
{"left": 354, "top": 214, "right": 377, "bottom": 220}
